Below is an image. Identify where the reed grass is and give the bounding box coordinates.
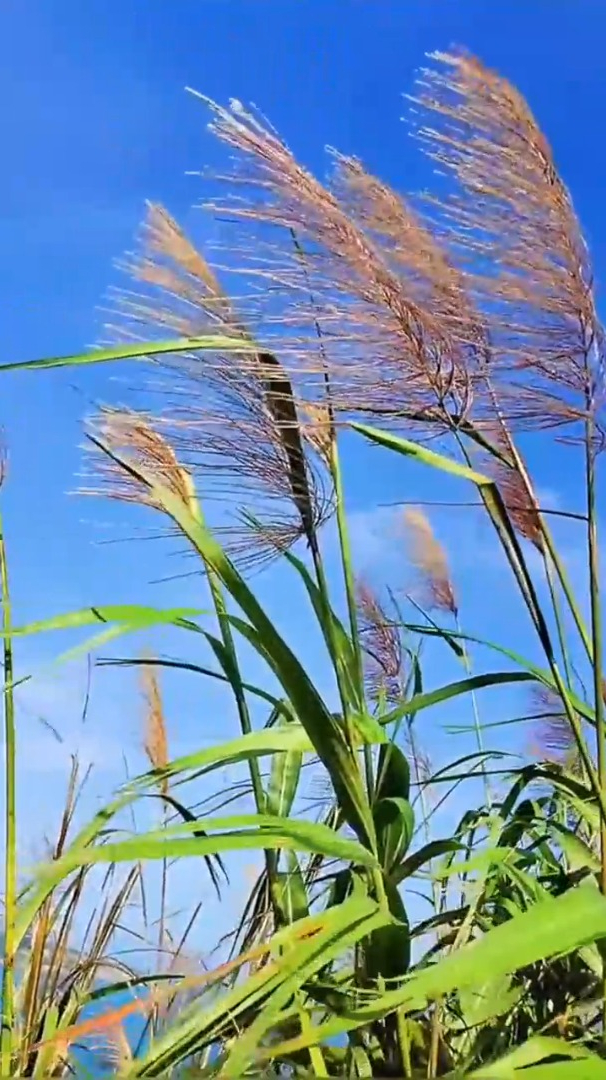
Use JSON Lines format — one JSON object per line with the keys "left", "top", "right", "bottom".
{"left": 1, "top": 44, "right": 606, "bottom": 1079}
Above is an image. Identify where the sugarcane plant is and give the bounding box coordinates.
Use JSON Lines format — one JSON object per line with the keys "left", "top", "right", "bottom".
{"left": 1, "top": 47, "right": 606, "bottom": 1079}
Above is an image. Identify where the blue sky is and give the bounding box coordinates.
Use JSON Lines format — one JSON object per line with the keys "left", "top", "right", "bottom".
{"left": 1, "top": 0, "right": 605, "bottom": 955}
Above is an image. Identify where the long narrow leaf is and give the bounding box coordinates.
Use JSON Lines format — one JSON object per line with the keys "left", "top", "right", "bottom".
{"left": 117, "top": 463, "right": 376, "bottom": 850}
{"left": 0, "top": 335, "right": 249, "bottom": 373}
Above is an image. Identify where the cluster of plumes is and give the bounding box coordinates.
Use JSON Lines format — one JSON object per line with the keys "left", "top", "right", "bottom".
{"left": 202, "top": 56, "right": 605, "bottom": 443}
{"left": 202, "top": 99, "right": 477, "bottom": 436}
{"left": 98, "top": 204, "right": 334, "bottom": 570}
{"left": 356, "top": 579, "right": 403, "bottom": 704}
{"left": 402, "top": 508, "right": 458, "bottom": 616}
{"left": 89, "top": 51, "right": 604, "bottom": 566}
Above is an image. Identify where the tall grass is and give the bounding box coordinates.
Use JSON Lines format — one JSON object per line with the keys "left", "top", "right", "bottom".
{"left": 1, "top": 46, "right": 606, "bottom": 1078}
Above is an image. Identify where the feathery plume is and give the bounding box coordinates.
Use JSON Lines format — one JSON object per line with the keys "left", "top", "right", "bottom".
{"left": 135, "top": 202, "right": 233, "bottom": 321}
{"left": 478, "top": 420, "right": 544, "bottom": 551}
{"left": 493, "top": 459, "right": 544, "bottom": 551}
{"left": 95, "top": 1022, "right": 133, "bottom": 1072}
{"left": 403, "top": 508, "right": 458, "bottom": 615}
{"left": 202, "top": 99, "right": 478, "bottom": 434}
{"left": 106, "top": 202, "right": 334, "bottom": 569}
{"left": 114, "top": 202, "right": 241, "bottom": 341}
{"left": 412, "top": 50, "right": 606, "bottom": 436}
{"left": 356, "top": 580, "right": 403, "bottom": 703}
{"left": 529, "top": 686, "right": 585, "bottom": 778}
{"left": 142, "top": 662, "right": 169, "bottom": 795}
{"left": 83, "top": 407, "right": 194, "bottom": 514}
{"left": 330, "top": 151, "right": 480, "bottom": 356}
{"left": 296, "top": 399, "right": 334, "bottom": 467}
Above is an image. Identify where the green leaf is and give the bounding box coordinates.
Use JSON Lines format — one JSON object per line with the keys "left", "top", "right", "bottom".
{"left": 376, "top": 742, "right": 411, "bottom": 802}
{"left": 349, "top": 708, "right": 388, "bottom": 746}
{"left": 548, "top": 821, "right": 600, "bottom": 873}
{"left": 352, "top": 426, "right": 562, "bottom": 679}
{"left": 374, "top": 797, "right": 414, "bottom": 876}
{"left": 365, "top": 878, "right": 410, "bottom": 982}
{"left": 507, "top": 1066, "right": 606, "bottom": 1079}
{"left": 376, "top": 881, "right": 606, "bottom": 1014}
{"left": 280, "top": 544, "right": 361, "bottom": 710}
{"left": 4, "top": 605, "right": 208, "bottom": 694}
{"left": 265, "top": 729, "right": 303, "bottom": 819}
{"left": 132, "top": 725, "right": 313, "bottom": 791}
{"left": 149, "top": 792, "right": 228, "bottom": 898}
{"left": 347, "top": 1045, "right": 373, "bottom": 1078}
{"left": 134, "top": 471, "right": 376, "bottom": 849}
{"left": 15, "top": 728, "right": 313, "bottom": 947}
{"left": 392, "top": 839, "right": 464, "bottom": 886}
{"left": 133, "top": 891, "right": 388, "bottom": 1077}
{"left": 351, "top": 423, "right": 490, "bottom": 485}
{"left": 433, "top": 846, "right": 515, "bottom": 881}
{"left": 459, "top": 972, "right": 523, "bottom": 1029}
{"left": 223, "top": 887, "right": 389, "bottom": 1078}
{"left": 469, "top": 1035, "right": 606, "bottom": 1078}
{"left": 521, "top": 1066, "right": 606, "bottom": 1079}
{"left": 100, "top": 653, "right": 288, "bottom": 715}
{"left": 262, "top": 884, "right": 606, "bottom": 1056}
{"left": 271, "top": 852, "right": 309, "bottom": 925}
{"left": 42, "top": 814, "right": 380, "bottom": 877}
{"left": 0, "top": 335, "right": 249, "bottom": 373}
{"left": 11, "top": 603, "right": 205, "bottom": 636}
{"left": 400, "top": 627, "right": 595, "bottom": 725}
{"left": 381, "top": 671, "right": 538, "bottom": 729}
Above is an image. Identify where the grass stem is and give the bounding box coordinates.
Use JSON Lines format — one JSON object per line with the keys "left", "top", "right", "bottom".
{"left": 330, "top": 438, "right": 375, "bottom": 801}
{"left": 0, "top": 516, "right": 16, "bottom": 1076}
{"left": 584, "top": 414, "right": 606, "bottom": 1037}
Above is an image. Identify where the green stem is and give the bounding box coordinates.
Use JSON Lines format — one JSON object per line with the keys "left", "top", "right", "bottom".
{"left": 207, "top": 566, "right": 277, "bottom": 876}
{"left": 498, "top": 422, "right": 592, "bottom": 664}
{"left": 428, "top": 1001, "right": 441, "bottom": 1079}
{"left": 396, "top": 1006, "right": 413, "bottom": 1079}
{"left": 296, "top": 994, "right": 326, "bottom": 1077}
{"left": 290, "top": 226, "right": 374, "bottom": 801}
{"left": 543, "top": 552, "right": 574, "bottom": 689}
{"left": 330, "top": 438, "right": 374, "bottom": 799}
{"left": 453, "top": 414, "right": 598, "bottom": 800}
{"left": 0, "top": 517, "right": 16, "bottom": 1076}
{"left": 308, "top": 531, "right": 351, "bottom": 722}
{"left": 157, "top": 801, "right": 168, "bottom": 991}
{"left": 479, "top": 482, "right": 603, "bottom": 814}
{"left": 455, "top": 614, "right": 491, "bottom": 810}
{"left": 479, "top": 382, "right": 592, "bottom": 662}
{"left": 190, "top": 493, "right": 276, "bottom": 887}
{"left": 584, "top": 416, "right": 606, "bottom": 1036}
{"left": 540, "top": 523, "right": 593, "bottom": 664}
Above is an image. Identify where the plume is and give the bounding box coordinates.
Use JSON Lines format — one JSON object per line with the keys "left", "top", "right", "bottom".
{"left": 356, "top": 580, "right": 403, "bottom": 703}
{"left": 529, "top": 686, "right": 585, "bottom": 778}
{"left": 142, "top": 662, "right": 169, "bottom": 795}
{"left": 82, "top": 407, "right": 194, "bottom": 515}
{"left": 403, "top": 508, "right": 458, "bottom": 615}
{"left": 95, "top": 1022, "right": 133, "bottom": 1072}
{"left": 477, "top": 420, "right": 544, "bottom": 551}
{"left": 107, "top": 203, "right": 334, "bottom": 569}
{"left": 412, "top": 50, "right": 606, "bottom": 437}
{"left": 201, "top": 99, "right": 480, "bottom": 436}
